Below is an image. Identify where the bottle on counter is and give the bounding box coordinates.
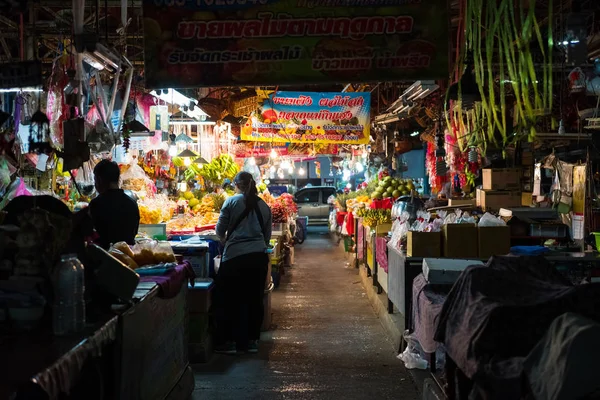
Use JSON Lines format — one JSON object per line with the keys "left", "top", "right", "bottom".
{"left": 53, "top": 254, "right": 86, "bottom": 335}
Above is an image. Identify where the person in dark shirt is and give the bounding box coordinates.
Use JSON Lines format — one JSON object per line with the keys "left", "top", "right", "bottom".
{"left": 89, "top": 159, "right": 140, "bottom": 249}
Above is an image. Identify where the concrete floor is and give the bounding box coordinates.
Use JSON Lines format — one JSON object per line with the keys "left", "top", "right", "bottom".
{"left": 192, "top": 228, "right": 419, "bottom": 400}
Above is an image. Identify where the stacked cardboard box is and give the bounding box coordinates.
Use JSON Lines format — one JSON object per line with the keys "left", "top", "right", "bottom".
{"left": 408, "top": 224, "right": 511, "bottom": 259}
{"left": 478, "top": 168, "right": 523, "bottom": 211}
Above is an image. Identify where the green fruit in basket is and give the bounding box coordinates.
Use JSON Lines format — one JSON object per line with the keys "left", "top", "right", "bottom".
{"left": 372, "top": 192, "right": 383, "bottom": 200}
{"left": 392, "top": 189, "right": 401, "bottom": 198}
{"left": 189, "top": 198, "right": 200, "bottom": 207}
{"left": 183, "top": 191, "right": 194, "bottom": 200}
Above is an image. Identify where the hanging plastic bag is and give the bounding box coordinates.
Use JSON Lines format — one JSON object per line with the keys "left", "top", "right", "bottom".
{"left": 121, "top": 160, "right": 154, "bottom": 195}
{"left": 0, "top": 160, "right": 10, "bottom": 195}
{"left": 74, "top": 160, "right": 97, "bottom": 197}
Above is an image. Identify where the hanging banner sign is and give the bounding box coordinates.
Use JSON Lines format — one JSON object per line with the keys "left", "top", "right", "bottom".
{"left": 240, "top": 91, "right": 370, "bottom": 144}
{"left": 141, "top": 0, "right": 448, "bottom": 88}
{"left": 233, "top": 141, "right": 339, "bottom": 157}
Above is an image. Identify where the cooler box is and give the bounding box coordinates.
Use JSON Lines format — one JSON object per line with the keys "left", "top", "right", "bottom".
{"left": 422, "top": 258, "right": 484, "bottom": 284}
{"left": 188, "top": 279, "right": 214, "bottom": 363}
{"left": 170, "top": 241, "right": 210, "bottom": 278}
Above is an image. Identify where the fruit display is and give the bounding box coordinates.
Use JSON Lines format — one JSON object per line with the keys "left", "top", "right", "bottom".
{"left": 361, "top": 209, "right": 392, "bottom": 227}
{"left": 138, "top": 195, "right": 176, "bottom": 224}
{"left": 109, "top": 240, "right": 176, "bottom": 268}
{"left": 370, "top": 176, "right": 416, "bottom": 200}
{"left": 258, "top": 190, "right": 276, "bottom": 206}
{"left": 271, "top": 201, "right": 288, "bottom": 223}
{"left": 346, "top": 195, "right": 370, "bottom": 212}
{"left": 278, "top": 193, "right": 298, "bottom": 215}
{"left": 167, "top": 214, "right": 203, "bottom": 232}
{"left": 197, "top": 154, "right": 240, "bottom": 189}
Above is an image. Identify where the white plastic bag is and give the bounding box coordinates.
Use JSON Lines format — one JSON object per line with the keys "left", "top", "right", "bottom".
{"left": 478, "top": 212, "right": 506, "bottom": 227}
{"left": 398, "top": 331, "right": 428, "bottom": 370}
{"left": 214, "top": 255, "right": 221, "bottom": 274}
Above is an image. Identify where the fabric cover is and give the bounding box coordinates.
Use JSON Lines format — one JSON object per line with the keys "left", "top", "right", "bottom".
{"left": 434, "top": 256, "right": 600, "bottom": 380}
{"left": 524, "top": 312, "right": 600, "bottom": 400}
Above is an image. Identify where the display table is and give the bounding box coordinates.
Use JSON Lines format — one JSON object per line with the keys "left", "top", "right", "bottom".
{"left": 117, "top": 262, "right": 195, "bottom": 400}
{"left": 0, "top": 314, "right": 118, "bottom": 399}
{"left": 388, "top": 248, "right": 600, "bottom": 353}
{"left": 376, "top": 236, "right": 389, "bottom": 294}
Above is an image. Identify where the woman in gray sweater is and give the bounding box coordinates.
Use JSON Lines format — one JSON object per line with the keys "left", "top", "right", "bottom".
{"left": 215, "top": 171, "right": 272, "bottom": 354}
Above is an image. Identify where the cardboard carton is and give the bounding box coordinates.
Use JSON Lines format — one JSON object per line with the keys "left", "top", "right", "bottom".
{"left": 482, "top": 168, "right": 522, "bottom": 190}
{"left": 442, "top": 224, "right": 478, "bottom": 258}
{"left": 477, "top": 189, "right": 522, "bottom": 211}
{"left": 478, "top": 226, "right": 511, "bottom": 259}
{"left": 407, "top": 231, "right": 441, "bottom": 257}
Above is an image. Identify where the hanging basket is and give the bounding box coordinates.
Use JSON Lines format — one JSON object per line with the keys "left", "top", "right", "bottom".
{"left": 421, "top": 127, "right": 436, "bottom": 143}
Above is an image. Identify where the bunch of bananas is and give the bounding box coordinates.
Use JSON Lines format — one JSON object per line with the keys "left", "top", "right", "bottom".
{"left": 199, "top": 155, "right": 239, "bottom": 184}
{"left": 361, "top": 209, "right": 392, "bottom": 228}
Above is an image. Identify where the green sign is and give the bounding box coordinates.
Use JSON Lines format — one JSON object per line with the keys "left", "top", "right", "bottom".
{"left": 142, "top": 0, "right": 449, "bottom": 88}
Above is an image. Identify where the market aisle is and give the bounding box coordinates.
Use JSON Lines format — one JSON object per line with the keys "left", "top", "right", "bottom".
{"left": 192, "top": 227, "right": 419, "bottom": 400}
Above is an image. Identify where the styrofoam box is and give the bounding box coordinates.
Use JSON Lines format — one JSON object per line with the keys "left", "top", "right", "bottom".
{"left": 422, "top": 258, "right": 484, "bottom": 284}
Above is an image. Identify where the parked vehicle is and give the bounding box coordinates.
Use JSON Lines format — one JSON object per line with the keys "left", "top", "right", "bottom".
{"left": 294, "top": 186, "right": 336, "bottom": 225}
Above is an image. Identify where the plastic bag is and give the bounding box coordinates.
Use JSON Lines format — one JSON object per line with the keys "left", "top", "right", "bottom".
{"left": 74, "top": 160, "right": 97, "bottom": 197}
{"left": 0, "top": 160, "right": 10, "bottom": 195}
{"left": 113, "top": 241, "right": 135, "bottom": 258}
{"left": 390, "top": 211, "right": 410, "bottom": 250}
{"left": 214, "top": 255, "right": 221, "bottom": 274}
{"left": 121, "top": 161, "right": 152, "bottom": 193}
{"left": 478, "top": 212, "right": 506, "bottom": 227}
{"left": 153, "top": 241, "right": 176, "bottom": 263}
{"left": 397, "top": 331, "right": 428, "bottom": 370}
{"left": 108, "top": 248, "right": 139, "bottom": 269}
{"left": 132, "top": 240, "right": 157, "bottom": 266}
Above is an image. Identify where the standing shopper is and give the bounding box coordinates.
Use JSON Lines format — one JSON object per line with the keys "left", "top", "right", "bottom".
{"left": 90, "top": 160, "right": 140, "bottom": 249}
{"left": 215, "top": 171, "right": 272, "bottom": 354}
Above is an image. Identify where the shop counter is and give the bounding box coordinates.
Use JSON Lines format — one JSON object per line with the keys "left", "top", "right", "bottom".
{"left": 0, "top": 314, "right": 118, "bottom": 399}
{"left": 117, "top": 263, "right": 195, "bottom": 400}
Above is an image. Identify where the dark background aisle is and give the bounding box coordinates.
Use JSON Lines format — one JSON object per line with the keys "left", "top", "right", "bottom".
{"left": 192, "top": 227, "right": 419, "bottom": 399}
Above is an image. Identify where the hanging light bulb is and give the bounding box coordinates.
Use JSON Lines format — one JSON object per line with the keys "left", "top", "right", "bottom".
{"left": 298, "top": 166, "right": 306, "bottom": 175}
{"left": 270, "top": 165, "right": 276, "bottom": 173}
{"left": 184, "top": 157, "right": 192, "bottom": 166}
{"left": 168, "top": 145, "right": 177, "bottom": 156}
{"left": 346, "top": 183, "right": 352, "bottom": 189}
{"left": 356, "top": 162, "right": 364, "bottom": 173}
{"left": 248, "top": 156, "right": 256, "bottom": 166}
{"left": 270, "top": 148, "right": 278, "bottom": 158}
{"left": 288, "top": 166, "right": 294, "bottom": 174}
{"left": 281, "top": 159, "right": 290, "bottom": 169}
